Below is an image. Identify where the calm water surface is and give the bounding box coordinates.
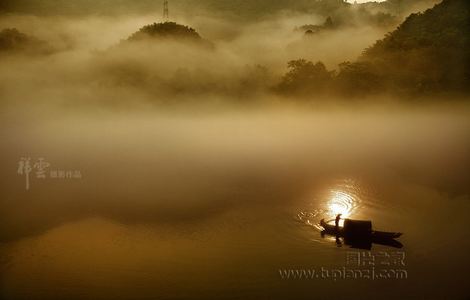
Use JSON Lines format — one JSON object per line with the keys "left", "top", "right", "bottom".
{"left": 1, "top": 108, "right": 469, "bottom": 300}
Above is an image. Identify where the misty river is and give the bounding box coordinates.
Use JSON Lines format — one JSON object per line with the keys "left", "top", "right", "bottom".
{"left": 1, "top": 105, "right": 469, "bottom": 299}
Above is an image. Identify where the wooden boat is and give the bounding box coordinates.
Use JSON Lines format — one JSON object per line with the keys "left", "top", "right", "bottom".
{"left": 320, "top": 218, "right": 402, "bottom": 240}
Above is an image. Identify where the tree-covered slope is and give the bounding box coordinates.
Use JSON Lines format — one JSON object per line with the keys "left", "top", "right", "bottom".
{"left": 338, "top": 0, "right": 470, "bottom": 94}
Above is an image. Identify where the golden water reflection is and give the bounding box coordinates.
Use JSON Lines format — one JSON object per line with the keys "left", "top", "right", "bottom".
{"left": 298, "top": 180, "right": 362, "bottom": 229}
{"left": 326, "top": 184, "right": 361, "bottom": 226}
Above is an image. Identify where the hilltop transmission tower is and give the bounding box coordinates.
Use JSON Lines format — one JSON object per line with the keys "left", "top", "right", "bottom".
{"left": 163, "top": 0, "right": 169, "bottom": 21}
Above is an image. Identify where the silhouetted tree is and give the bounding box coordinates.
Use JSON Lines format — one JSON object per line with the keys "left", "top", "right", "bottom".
{"left": 324, "top": 16, "right": 334, "bottom": 28}
{"left": 336, "top": 61, "right": 382, "bottom": 94}
{"left": 0, "top": 28, "right": 52, "bottom": 55}
{"left": 276, "top": 59, "right": 334, "bottom": 96}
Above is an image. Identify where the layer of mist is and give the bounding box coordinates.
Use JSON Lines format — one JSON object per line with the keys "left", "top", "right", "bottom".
{"left": 0, "top": 12, "right": 392, "bottom": 106}
{"left": 2, "top": 105, "right": 470, "bottom": 243}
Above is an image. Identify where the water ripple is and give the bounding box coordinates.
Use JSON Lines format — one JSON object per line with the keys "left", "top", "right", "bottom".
{"left": 296, "top": 179, "right": 366, "bottom": 230}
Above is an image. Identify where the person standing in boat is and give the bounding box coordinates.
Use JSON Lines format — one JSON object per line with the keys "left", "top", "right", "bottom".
{"left": 335, "top": 214, "right": 342, "bottom": 247}
{"left": 335, "top": 214, "right": 342, "bottom": 232}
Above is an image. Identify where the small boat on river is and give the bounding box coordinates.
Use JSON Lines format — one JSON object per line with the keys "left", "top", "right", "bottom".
{"left": 319, "top": 218, "right": 403, "bottom": 249}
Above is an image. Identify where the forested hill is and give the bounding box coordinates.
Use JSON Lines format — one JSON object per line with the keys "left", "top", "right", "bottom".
{"left": 127, "top": 22, "right": 202, "bottom": 42}
{"left": 121, "top": 22, "right": 213, "bottom": 49}
{"left": 337, "top": 0, "right": 470, "bottom": 95}
{"left": 276, "top": 0, "right": 470, "bottom": 97}
{"left": 364, "top": 0, "right": 469, "bottom": 57}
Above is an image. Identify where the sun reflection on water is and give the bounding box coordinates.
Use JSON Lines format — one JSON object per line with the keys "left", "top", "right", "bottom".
{"left": 297, "top": 179, "right": 362, "bottom": 230}
{"left": 326, "top": 187, "right": 360, "bottom": 226}
{"left": 329, "top": 191, "right": 354, "bottom": 217}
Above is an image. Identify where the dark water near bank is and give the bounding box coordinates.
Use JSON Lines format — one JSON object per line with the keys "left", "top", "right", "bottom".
{"left": 1, "top": 107, "right": 469, "bottom": 300}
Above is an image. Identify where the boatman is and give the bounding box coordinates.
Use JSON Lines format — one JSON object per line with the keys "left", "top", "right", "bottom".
{"left": 335, "top": 214, "right": 342, "bottom": 233}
